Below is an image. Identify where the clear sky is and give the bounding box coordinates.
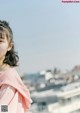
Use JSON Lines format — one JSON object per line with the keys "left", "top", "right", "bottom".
{"left": 0, "top": 0, "right": 80, "bottom": 74}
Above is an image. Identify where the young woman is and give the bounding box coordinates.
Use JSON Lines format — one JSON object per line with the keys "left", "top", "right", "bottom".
{"left": 0, "top": 20, "right": 32, "bottom": 113}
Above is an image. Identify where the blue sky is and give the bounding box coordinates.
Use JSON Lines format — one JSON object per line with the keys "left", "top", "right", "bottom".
{"left": 0, "top": 0, "right": 80, "bottom": 74}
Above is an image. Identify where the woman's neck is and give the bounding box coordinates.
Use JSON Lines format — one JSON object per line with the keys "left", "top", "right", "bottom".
{"left": 0, "top": 63, "right": 10, "bottom": 71}
{"left": 0, "top": 56, "right": 10, "bottom": 71}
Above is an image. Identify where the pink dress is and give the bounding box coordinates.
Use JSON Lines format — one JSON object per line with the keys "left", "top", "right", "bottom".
{"left": 0, "top": 67, "right": 32, "bottom": 113}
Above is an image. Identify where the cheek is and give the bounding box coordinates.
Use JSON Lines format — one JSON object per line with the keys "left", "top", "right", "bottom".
{"left": 0, "top": 43, "right": 8, "bottom": 54}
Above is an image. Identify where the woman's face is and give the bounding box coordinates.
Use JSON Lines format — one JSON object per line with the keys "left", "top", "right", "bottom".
{"left": 0, "top": 32, "right": 11, "bottom": 61}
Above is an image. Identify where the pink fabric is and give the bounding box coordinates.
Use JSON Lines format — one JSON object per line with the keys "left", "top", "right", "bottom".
{"left": 0, "top": 67, "right": 32, "bottom": 113}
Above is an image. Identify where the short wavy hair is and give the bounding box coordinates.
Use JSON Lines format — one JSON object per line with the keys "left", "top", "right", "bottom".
{"left": 0, "top": 20, "right": 19, "bottom": 66}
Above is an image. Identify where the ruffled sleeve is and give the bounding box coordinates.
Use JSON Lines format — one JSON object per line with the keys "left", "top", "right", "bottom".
{"left": 0, "top": 68, "right": 33, "bottom": 113}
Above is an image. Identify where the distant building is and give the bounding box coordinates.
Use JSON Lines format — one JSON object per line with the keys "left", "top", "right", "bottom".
{"left": 48, "top": 83, "right": 80, "bottom": 113}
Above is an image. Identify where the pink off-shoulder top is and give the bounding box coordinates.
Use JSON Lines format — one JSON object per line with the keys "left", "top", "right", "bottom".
{"left": 0, "top": 67, "right": 32, "bottom": 113}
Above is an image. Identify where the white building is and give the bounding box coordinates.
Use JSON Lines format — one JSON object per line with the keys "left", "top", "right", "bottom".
{"left": 48, "top": 86, "right": 80, "bottom": 113}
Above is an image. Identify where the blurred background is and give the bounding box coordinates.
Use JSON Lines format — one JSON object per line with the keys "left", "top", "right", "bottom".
{"left": 1, "top": 0, "right": 80, "bottom": 113}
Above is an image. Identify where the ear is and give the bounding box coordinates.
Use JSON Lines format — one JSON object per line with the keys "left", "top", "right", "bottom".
{"left": 7, "top": 43, "right": 13, "bottom": 51}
